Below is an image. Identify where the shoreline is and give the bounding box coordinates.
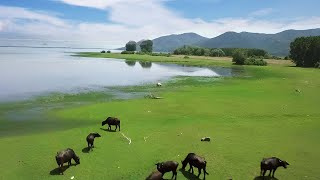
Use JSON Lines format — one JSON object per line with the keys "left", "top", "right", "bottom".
{"left": 76, "top": 52, "right": 294, "bottom": 67}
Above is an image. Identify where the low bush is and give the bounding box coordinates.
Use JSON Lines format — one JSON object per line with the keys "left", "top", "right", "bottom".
{"left": 121, "top": 51, "right": 135, "bottom": 54}
{"left": 150, "top": 53, "right": 171, "bottom": 57}
{"left": 244, "top": 58, "right": 267, "bottom": 66}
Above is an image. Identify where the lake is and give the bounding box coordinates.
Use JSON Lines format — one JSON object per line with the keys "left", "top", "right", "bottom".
{"left": 0, "top": 47, "right": 236, "bottom": 102}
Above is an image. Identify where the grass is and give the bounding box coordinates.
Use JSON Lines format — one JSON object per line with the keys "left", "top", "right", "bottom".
{"left": 0, "top": 53, "right": 319, "bottom": 180}
{"left": 77, "top": 52, "right": 294, "bottom": 66}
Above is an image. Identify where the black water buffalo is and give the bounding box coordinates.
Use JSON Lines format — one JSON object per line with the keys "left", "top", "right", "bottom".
{"left": 155, "top": 161, "right": 179, "bottom": 180}
{"left": 86, "top": 133, "right": 101, "bottom": 150}
{"left": 146, "top": 170, "right": 163, "bottom": 180}
{"left": 181, "top": 153, "right": 209, "bottom": 180}
{"left": 260, "top": 157, "right": 289, "bottom": 178}
{"left": 102, "top": 117, "right": 120, "bottom": 131}
{"left": 55, "top": 148, "right": 80, "bottom": 175}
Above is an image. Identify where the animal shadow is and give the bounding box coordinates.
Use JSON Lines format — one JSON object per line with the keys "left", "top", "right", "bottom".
{"left": 49, "top": 164, "right": 76, "bottom": 175}
{"left": 179, "top": 169, "right": 201, "bottom": 180}
{"left": 100, "top": 127, "right": 116, "bottom": 132}
{"left": 254, "top": 176, "right": 279, "bottom": 180}
{"left": 82, "top": 147, "right": 91, "bottom": 153}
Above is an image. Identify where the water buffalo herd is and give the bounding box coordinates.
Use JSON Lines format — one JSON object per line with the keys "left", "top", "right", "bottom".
{"left": 54, "top": 116, "right": 290, "bottom": 179}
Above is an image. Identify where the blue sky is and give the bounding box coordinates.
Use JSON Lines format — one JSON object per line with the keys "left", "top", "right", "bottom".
{"left": 0, "top": 0, "right": 319, "bottom": 47}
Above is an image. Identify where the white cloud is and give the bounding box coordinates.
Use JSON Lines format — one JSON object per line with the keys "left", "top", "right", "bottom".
{"left": 0, "top": 3, "right": 320, "bottom": 48}
{"left": 55, "top": 0, "right": 150, "bottom": 9}
{"left": 249, "top": 8, "right": 274, "bottom": 17}
{"left": 0, "top": 6, "right": 68, "bottom": 27}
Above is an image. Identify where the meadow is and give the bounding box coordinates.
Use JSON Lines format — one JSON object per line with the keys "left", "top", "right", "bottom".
{"left": 0, "top": 53, "right": 319, "bottom": 180}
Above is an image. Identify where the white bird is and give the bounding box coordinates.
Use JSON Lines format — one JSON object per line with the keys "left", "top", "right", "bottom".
{"left": 156, "top": 82, "right": 162, "bottom": 87}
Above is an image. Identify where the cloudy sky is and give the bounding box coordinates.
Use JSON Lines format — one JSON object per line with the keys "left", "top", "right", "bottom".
{"left": 0, "top": 0, "right": 320, "bottom": 47}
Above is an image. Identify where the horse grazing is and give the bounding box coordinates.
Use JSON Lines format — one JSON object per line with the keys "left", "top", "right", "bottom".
{"left": 55, "top": 148, "right": 80, "bottom": 175}
{"left": 146, "top": 170, "right": 163, "bottom": 180}
{"left": 260, "top": 157, "right": 289, "bottom": 178}
{"left": 102, "top": 117, "right": 120, "bottom": 131}
{"left": 181, "top": 153, "right": 209, "bottom": 180}
{"left": 155, "top": 161, "right": 179, "bottom": 180}
{"left": 86, "top": 133, "right": 101, "bottom": 150}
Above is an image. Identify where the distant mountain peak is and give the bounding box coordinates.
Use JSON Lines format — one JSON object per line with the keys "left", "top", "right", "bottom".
{"left": 197, "top": 28, "right": 320, "bottom": 55}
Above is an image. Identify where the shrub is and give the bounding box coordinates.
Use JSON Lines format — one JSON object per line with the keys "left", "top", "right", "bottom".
{"left": 232, "top": 51, "right": 246, "bottom": 65}
{"left": 135, "top": 51, "right": 147, "bottom": 55}
{"left": 150, "top": 53, "right": 171, "bottom": 57}
{"left": 184, "top": 56, "right": 190, "bottom": 59}
{"left": 107, "top": 50, "right": 111, "bottom": 53}
{"left": 244, "top": 58, "right": 267, "bottom": 66}
{"left": 121, "top": 51, "right": 135, "bottom": 54}
{"left": 100, "top": 50, "right": 105, "bottom": 53}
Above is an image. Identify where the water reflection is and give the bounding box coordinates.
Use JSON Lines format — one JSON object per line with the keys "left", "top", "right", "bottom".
{"left": 139, "top": 61, "right": 152, "bottom": 68}
{"left": 0, "top": 47, "right": 244, "bottom": 102}
{"left": 125, "top": 60, "right": 136, "bottom": 66}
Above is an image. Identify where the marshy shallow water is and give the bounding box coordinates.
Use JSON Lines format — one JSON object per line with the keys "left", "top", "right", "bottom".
{"left": 0, "top": 47, "right": 240, "bottom": 102}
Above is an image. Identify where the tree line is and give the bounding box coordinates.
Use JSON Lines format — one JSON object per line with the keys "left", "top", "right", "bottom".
{"left": 173, "top": 46, "right": 268, "bottom": 57}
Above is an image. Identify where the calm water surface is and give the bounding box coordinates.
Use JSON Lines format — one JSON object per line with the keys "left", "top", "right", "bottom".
{"left": 0, "top": 47, "right": 236, "bottom": 102}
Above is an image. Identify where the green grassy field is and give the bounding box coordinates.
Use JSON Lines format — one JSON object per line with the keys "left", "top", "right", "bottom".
{"left": 0, "top": 53, "right": 319, "bottom": 180}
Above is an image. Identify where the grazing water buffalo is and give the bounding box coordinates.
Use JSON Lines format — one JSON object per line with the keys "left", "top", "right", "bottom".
{"left": 86, "top": 133, "right": 101, "bottom": 150}
{"left": 102, "top": 117, "right": 120, "bottom": 131}
{"left": 55, "top": 148, "right": 80, "bottom": 175}
{"left": 155, "top": 161, "right": 179, "bottom": 180}
{"left": 260, "top": 157, "right": 289, "bottom": 178}
{"left": 146, "top": 170, "right": 163, "bottom": 180}
{"left": 181, "top": 153, "right": 209, "bottom": 180}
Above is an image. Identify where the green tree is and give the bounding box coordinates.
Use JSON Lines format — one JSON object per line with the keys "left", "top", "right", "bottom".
{"left": 125, "top": 41, "right": 137, "bottom": 51}
{"left": 232, "top": 50, "right": 246, "bottom": 65}
{"left": 209, "top": 48, "right": 225, "bottom": 57}
{"left": 290, "top": 36, "right": 320, "bottom": 67}
{"left": 140, "top": 40, "right": 153, "bottom": 53}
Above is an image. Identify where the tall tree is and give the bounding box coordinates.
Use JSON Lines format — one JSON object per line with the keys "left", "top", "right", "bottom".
{"left": 290, "top": 36, "right": 320, "bottom": 67}
{"left": 125, "top": 41, "right": 137, "bottom": 51}
{"left": 140, "top": 40, "right": 153, "bottom": 53}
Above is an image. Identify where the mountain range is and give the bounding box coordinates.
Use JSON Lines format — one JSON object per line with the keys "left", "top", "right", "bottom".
{"left": 118, "top": 28, "right": 320, "bottom": 56}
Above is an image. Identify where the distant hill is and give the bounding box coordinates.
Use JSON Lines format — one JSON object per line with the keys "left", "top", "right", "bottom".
{"left": 197, "top": 28, "right": 320, "bottom": 56}
{"left": 118, "top": 33, "right": 208, "bottom": 52}
{"left": 117, "top": 28, "right": 320, "bottom": 56}
{"left": 152, "top": 33, "right": 208, "bottom": 52}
